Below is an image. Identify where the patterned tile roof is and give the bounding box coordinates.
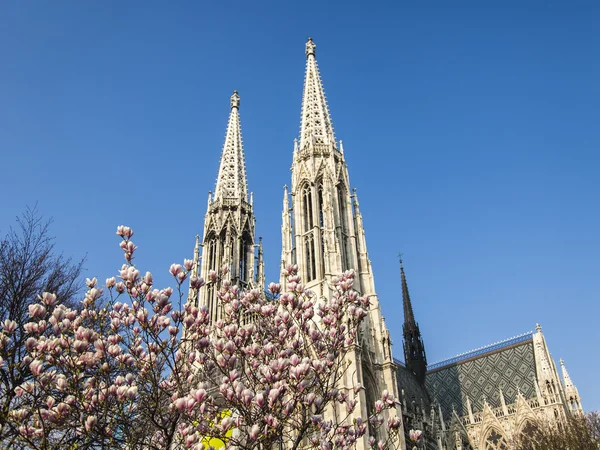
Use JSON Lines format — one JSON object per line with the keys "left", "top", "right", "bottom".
{"left": 424, "top": 332, "right": 537, "bottom": 419}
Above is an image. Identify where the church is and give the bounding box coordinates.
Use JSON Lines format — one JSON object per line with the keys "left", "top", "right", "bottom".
{"left": 188, "top": 38, "right": 583, "bottom": 450}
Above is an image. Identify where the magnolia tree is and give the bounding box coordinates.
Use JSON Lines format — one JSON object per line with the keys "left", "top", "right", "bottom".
{"left": 1, "top": 226, "right": 404, "bottom": 450}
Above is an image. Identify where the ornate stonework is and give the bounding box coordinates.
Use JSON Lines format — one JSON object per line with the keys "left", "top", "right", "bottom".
{"left": 189, "top": 40, "right": 583, "bottom": 450}
{"left": 190, "top": 91, "right": 264, "bottom": 322}
{"left": 281, "top": 38, "right": 405, "bottom": 450}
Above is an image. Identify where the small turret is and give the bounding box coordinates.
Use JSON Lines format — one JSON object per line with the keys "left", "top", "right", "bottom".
{"left": 560, "top": 359, "right": 583, "bottom": 413}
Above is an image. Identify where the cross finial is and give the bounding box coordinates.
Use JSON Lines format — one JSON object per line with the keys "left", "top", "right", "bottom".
{"left": 306, "top": 37, "right": 316, "bottom": 57}
{"left": 398, "top": 252, "right": 404, "bottom": 266}
{"left": 230, "top": 90, "right": 240, "bottom": 109}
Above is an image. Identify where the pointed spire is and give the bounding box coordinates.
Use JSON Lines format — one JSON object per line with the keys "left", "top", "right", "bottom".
{"left": 466, "top": 396, "right": 475, "bottom": 424}
{"left": 400, "top": 256, "right": 427, "bottom": 385}
{"left": 400, "top": 255, "right": 416, "bottom": 325}
{"left": 560, "top": 359, "right": 574, "bottom": 390}
{"left": 533, "top": 323, "right": 562, "bottom": 404}
{"left": 283, "top": 184, "right": 289, "bottom": 211}
{"left": 299, "top": 38, "right": 335, "bottom": 151}
{"left": 438, "top": 403, "right": 447, "bottom": 430}
{"left": 187, "top": 235, "right": 201, "bottom": 305}
{"left": 560, "top": 358, "right": 582, "bottom": 411}
{"left": 214, "top": 90, "right": 248, "bottom": 201}
{"left": 499, "top": 388, "right": 508, "bottom": 416}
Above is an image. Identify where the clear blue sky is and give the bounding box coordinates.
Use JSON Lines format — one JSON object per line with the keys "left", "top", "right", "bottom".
{"left": 1, "top": 2, "right": 598, "bottom": 410}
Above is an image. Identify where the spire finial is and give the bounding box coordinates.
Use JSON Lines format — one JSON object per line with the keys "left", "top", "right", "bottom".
{"left": 536, "top": 323, "right": 542, "bottom": 332}
{"left": 306, "top": 37, "right": 316, "bottom": 57}
{"left": 560, "top": 358, "right": 565, "bottom": 366}
{"left": 299, "top": 37, "right": 335, "bottom": 150}
{"left": 560, "top": 358, "right": 579, "bottom": 406}
{"left": 230, "top": 90, "right": 240, "bottom": 110}
{"left": 214, "top": 92, "right": 248, "bottom": 201}
{"left": 400, "top": 255, "right": 415, "bottom": 325}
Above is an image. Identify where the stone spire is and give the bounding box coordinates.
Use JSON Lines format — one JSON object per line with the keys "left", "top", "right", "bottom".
{"left": 214, "top": 90, "right": 248, "bottom": 201}
{"left": 400, "top": 256, "right": 427, "bottom": 385}
{"left": 281, "top": 185, "right": 293, "bottom": 287}
{"left": 401, "top": 256, "right": 415, "bottom": 325}
{"left": 299, "top": 38, "right": 335, "bottom": 151}
{"left": 560, "top": 359, "right": 582, "bottom": 412}
{"left": 198, "top": 91, "right": 258, "bottom": 324}
{"left": 187, "top": 235, "right": 201, "bottom": 305}
{"left": 284, "top": 39, "right": 405, "bottom": 450}
{"left": 532, "top": 323, "right": 562, "bottom": 405}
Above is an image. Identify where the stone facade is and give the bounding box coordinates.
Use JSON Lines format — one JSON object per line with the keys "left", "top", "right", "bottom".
{"left": 189, "top": 39, "right": 583, "bottom": 450}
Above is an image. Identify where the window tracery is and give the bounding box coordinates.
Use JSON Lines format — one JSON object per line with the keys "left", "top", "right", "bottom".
{"left": 484, "top": 429, "right": 508, "bottom": 450}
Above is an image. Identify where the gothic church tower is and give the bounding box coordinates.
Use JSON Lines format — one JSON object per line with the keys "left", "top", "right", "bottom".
{"left": 190, "top": 91, "right": 264, "bottom": 322}
{"left": 400, "top": 258, "right": 428, "bottom": 385}
{"left": 281, "top": 38, "right": 405, "bottom": 449}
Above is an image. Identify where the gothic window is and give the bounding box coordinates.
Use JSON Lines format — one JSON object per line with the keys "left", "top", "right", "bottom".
{"left": 317, "top": 182, "right": 325, "bottom": 276}
{"left": 337, "top": 184, "right": 348, "bottom": 232}
{"left": 305, "top": 235, "right": 316, "bottom": 281}
{"left": 238, "top": 235, "right": 249, "bottom": 283}
{"left": 569, "top": 396, "right": 580, "bottom": 410}
{"left": 206, "top": 236, "right": 217, "bottom": 271}
{"left": 484, "top": 430, "right": 508, "bottom": 450}
{"left": 302, "top": 184, "right": 313, "bottom": 232}
{"left": 521, "top": 420, "right": 538, "bottom": 438}
{"left": 318, "top": 184, "right": 324, "bottom": 229}
{"left": 518, "top": 421, "right": 539, "bottom": 450}
{"left": 362, "top": 365, "right": 379, "bottom": 440}
{"left": 219, "top": 236, "right": 225, "bottom": 271}
{"left": 204, "top": 234, "right": 220, "bottom": 321}
{"left": 337, "top": 183, "right": 349, "bottom": 271}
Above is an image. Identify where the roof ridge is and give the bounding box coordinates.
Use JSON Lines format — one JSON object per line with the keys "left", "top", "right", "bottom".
{"left": 426, "top": 331, "right": 534, "bottom": 370}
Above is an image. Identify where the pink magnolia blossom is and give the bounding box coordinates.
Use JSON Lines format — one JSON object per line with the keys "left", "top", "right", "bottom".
{"left": 6, "top": 225, "right": 402, "bottom": 450}
{"left": 409, "top": 429, "right": 422, "bottom": 442}
{"left": 2, "top": 319, "right": 17, "bottom": 334}
{"left": 116, "top": 225, "right": 134, "bottom": 238}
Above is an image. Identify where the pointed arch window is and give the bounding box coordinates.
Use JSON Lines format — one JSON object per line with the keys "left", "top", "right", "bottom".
{"left": 302, "top": 184, "right": 314, "bottom": 232}
{"left": 318, "top": 184, "right": 325, "bottom": 229}
{"left": 317, "top": 182, "right": 325, "bottom": 276}
{"left": 238, "top": 233, "right": 250, "bottom": 284}
{"left": 301, "top": 182, "right": 318, "bottom": 281}
{"left": 362, "top": 364, "right": 379, "bottom": 440}
{"left": 204, "top": 233, "right": 219, "bottom": 323}
{"left": 484, "top": 429, "right": 508, "bottom": 450}
{"left": 305, "top": 234, "right": 316, "bottom": 281}
{"left": 336, "top": 182, "right": 350, "bottom": 271}
{"left": 518, "top": 420, "right": 539, "bottom": 450}
{"left": 206, "top": 234, "right": 218, "bottom": 272}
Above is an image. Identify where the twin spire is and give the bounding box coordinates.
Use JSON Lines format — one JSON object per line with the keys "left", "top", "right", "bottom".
{"left": 215, "top": 37, "right": 334, "bottom": 200}
{"left": 214, "top": 90, "right": 248, "bottom": 202}
{"left": 299, "top": 38, "right": 336, "bottom": 150}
